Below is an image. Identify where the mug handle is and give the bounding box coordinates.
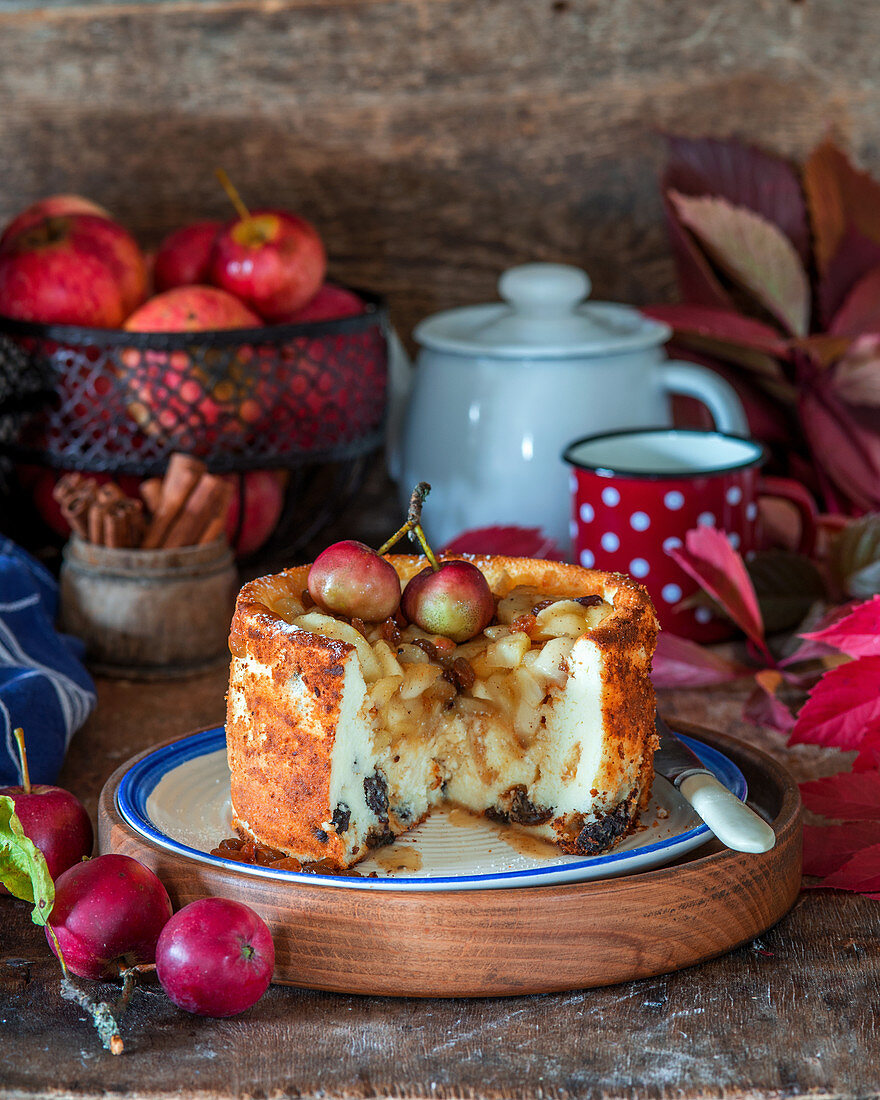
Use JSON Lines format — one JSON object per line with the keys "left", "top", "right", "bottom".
{"left": 658, "top": 360, "right": 749, "bottom": 435}
{"left": 758, "top": 476, "right": 818, "bottom": 556}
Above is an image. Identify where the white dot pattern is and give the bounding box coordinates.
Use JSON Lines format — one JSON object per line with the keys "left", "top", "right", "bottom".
{"left": 601, "top": 532, "right": 620, "bottom": 552}
{"left": 726, "top": 486, "right": 743, "bottom": 505}
{"left": 569, "top": 519, "right": 578, "bottom": 540}
{"left": 569, "top": 472, "right": 578, "bottom": 494}
{"left": 663, "top": 537, "right": 682, "bottom": 554}
{"left": 601, "top": 486, "right": 620, "bottom": 507}
{"left": 579, "top": 502, "right": 594, "bottom": 523}
{"left": 629, "top": 558, "right": 650, "bottom": 578}
{"left": 662, "top": 583, "right": 682, "bottom": 604}
{"left": 746, "top": 502, "right": 758, "bottom": 521}
{"left": 664, "top": 490, "right": 684, "bottom": 510}
{"left": 695, "top": 607, "right": 713, "bottom": 624}
{"left": 579, "top": 548, "right": 595, "bottom": 568}
{"left": 728, "top": 531, "right": 741, "bottom": 549}
{"left": 630, "top": 511, "right": 650, "bottom": 531}
{"left": 697, "top": 511, "right": 716, "bottom": 527}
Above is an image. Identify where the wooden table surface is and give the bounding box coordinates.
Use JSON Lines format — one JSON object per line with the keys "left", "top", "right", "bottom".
{"left": 1, "top": 660, "right": 878, "bottom": 1098}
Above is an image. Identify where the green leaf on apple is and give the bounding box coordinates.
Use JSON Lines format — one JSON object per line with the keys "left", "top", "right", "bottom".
{"left": 0, "top": 794, "right": 55, "bottom": 926}
{"left": 669, "top": 192, "right": 811, "bottom": 337}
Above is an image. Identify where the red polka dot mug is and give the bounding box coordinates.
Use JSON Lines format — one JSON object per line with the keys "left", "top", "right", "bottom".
{"left": 563, "top": 428, "right": 817, "bottom": 641}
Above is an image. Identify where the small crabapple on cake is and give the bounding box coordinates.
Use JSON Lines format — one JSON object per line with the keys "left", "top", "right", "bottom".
{"left": 225, "top": 554, "right": 659, "bottom": 871}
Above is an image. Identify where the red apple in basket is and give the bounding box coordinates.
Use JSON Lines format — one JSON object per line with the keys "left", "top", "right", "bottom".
{"left": 224, "top": 469, "right": 287, "bottom": 557}
{"left": 210, "top": 209, "right": 326, "bottom": 322}
{"left": 153, "top": 221, "right": 222, "bottom": 292}
{"left": 121, "top": 286, "right": 265, "bottom": 449}
{"left": 0, "top": 213, "right": 147, "bottom": 325}
{"left": 280, "top": 283, "right": 366, "bottom": 324}
{"left": 0, "top": 194, "right": 112, "bottom": 249}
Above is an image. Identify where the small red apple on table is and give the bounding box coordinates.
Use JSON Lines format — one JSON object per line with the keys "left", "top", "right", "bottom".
{"left": 0, "top": 726, "right": 93, "bottom": 887}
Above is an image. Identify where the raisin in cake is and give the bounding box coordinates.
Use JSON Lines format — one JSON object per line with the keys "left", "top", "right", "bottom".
{"left": 226, "top": 554, "right": 658, "bottom": 870}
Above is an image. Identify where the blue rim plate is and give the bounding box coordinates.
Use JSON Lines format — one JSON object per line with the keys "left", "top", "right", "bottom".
{"left": 116, "top": 726, "right": 747, "bottom": 892}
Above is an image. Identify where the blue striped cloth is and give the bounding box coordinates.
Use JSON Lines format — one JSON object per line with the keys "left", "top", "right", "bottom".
{"left": 0, "top": 537, "right": 96, "bottom": 786}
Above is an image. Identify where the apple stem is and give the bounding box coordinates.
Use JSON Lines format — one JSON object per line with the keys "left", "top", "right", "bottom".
{"left": 12, "top": 728, "right": 30, "bottom": 795}
{"left": 46, "top": 923, "right": 69, "bottom": 979}
{"left": 215, "top": 168, "right": 251, "bottom": 222}
{"left": 376, "top": 483, "right": 442, "bottom": 571}
{"left": 61, "top": 977, "right": 125, "bottom": 1055}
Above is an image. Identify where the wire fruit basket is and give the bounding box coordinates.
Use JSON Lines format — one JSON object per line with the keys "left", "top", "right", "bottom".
{"left": 0, "top": 288, "right": 388, "bottom": 560}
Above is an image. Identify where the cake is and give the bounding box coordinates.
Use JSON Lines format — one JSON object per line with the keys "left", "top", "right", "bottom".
{"left": 226, "top": 554, "right": 658, "bottom": 870}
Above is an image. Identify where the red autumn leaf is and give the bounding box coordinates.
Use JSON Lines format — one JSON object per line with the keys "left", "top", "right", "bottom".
{"left": 663, "top": 196, "right": 734, "bottom": 311}
{"left": 742, "top": 669, "right": 796, "bottom": 733}
{"left": 651, "top": 631, "right": 749, "bottom": 689}
{"left": 800, "top": 595, "right": 880, "bottom": 658}
{"left": 442, "top": 526, "right": 564, "bottom": 561}
{"left": 666, "top": 526, "right": 767, "bottom": 652}
{"left": 664, "top": 136, "right": 810, "bottom": 261}
{"left": 831, "top": 336, "right": 880, "bottom": 407}
{"left": 781, "top": 599, "right": 859, "bottom": 667}
{"left": 820, "top": 844, "right": 880, "bottom": 895}
{"left": 817, "top": 225, "right": 880, "bottom": 327}
{"left": 802, "top": 821, "right": 880, "bottom": 876}
{"left": 799, "top": 385, "right": 880, "bottom": 512}
{"left": 669, "top": 192, "right": 810, "bottom": 337}
{"left": 804, "top": 140, "right": 880, "bottom": 271}
{"left": 790, "top": 657, "right": 880, "bottom": 753}
{"left": 799, "top": 768, "right": 880, "bottom": 819}
{"left": 641, "top": 304, "right": 788, "bottom": 355}
{"left": 830, "top": 266, "right": 880, "bottom": 337}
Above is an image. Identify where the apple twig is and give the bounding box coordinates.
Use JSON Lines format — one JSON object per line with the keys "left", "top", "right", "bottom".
{"left": 61, "top": 978, "right": 125, "bottom": 1055}
{"left": 214, "top": 168, "right": 251, "bottom": 222}
{"left": 377, "top": 483, "right": 441, "bottom": 570}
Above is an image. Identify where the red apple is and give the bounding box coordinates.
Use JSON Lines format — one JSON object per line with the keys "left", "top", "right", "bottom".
{"left": 210, "top": 209, "right": 326, "bottom": 322}
{"left": 122, "top": 287, "right": 263, "bottom": 448}
{"left": 0, "top": 213, "right": 147, "bottom": 326}
{"left": 155, "top": 898, "right": 274, "bottom": 1017}
{"left": 224, "top": 470, "right": 287, "bottom": 557}
{"left": 47, "top": 854, "right": 173, "bottom": 980}
{"left": 0, "top": 194, "right": 111, "bottom": 249}
{"left": 153, "top": 221, "right": 222, "bottom": 292}
{"left": 280, "top": 283, "right": 365, "bottom": 324}
{"left": 0, "top": 781, "right": 93, "bottom": 883}
{"left": 124, "top": 285, "right": 260, "bottom": 332}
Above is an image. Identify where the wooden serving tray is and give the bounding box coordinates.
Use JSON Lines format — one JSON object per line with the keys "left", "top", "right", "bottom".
{"left": 98, "top": 719, "right": 802, "bottom": 998}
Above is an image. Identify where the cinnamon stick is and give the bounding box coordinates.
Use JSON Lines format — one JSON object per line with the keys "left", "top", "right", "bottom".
{"left": 139, "top": 478, "right": 163, "bottom": 516}
{"left": 142, "top": 454, "right": 206, "bottom": 549}
{"left": 196, "top": 479, "right": 234, "bottom": 544}
{"left": 61, "top": 490, "right": 93, "bottom": 539}
{"left": 164, "top": 473, "right": 231, "bottom": 549}
{"left": 88, "top": 503, "right": 109, "bottom": 546}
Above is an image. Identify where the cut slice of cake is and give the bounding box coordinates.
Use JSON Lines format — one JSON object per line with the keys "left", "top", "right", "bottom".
{"left": 226, "top": 554, "right": 658, "bottom": 870}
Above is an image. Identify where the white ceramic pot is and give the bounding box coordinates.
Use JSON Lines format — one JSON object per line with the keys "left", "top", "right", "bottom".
{"left": 397, "top": 263, "right": 747, "bottom": 550}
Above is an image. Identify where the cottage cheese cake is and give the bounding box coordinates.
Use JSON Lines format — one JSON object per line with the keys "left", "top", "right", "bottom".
{"left": 226, "top": 555, "right": 658, "bottom": 870}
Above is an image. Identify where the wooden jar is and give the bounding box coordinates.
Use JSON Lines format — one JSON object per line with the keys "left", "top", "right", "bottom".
{"left": 59, "top": 535, "right": 237, "bottom": 678}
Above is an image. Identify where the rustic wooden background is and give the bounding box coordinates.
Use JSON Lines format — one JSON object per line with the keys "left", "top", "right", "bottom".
{"left": 1, "top": 0, "right": 878, "bottom": 340}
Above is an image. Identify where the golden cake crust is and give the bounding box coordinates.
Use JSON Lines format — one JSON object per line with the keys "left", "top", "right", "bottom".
{"left": 226, "top": 555, "right": 658, "bottom": 867}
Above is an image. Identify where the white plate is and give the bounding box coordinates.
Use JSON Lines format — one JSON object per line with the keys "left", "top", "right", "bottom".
{"left": 117, "top": 726, "right": 746, "bottom": 892}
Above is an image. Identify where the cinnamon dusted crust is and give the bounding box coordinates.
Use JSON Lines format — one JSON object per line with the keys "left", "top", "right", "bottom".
{"left": 226, "top": 554, "right": 659, "bottom": 869}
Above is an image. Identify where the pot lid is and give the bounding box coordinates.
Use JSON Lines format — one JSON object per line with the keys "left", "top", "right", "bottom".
{"left": 414, "top": 263, "right": 671, "bottom": 359}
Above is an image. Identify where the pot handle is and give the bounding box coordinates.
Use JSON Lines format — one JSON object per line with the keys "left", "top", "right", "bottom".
{"left": 658, "top": 360, "right": 748, "bottom": 436}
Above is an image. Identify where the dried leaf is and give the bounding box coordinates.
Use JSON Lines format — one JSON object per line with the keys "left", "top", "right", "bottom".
{"left": 791, "top": 334, "right": 854, "bottom": 370}
{"left": 799, "top": 769, "right": 880, "bottom": 819}
{"left": 441, "top": 526, "right": 564, "bottom": 561}
{"left": 670, "top": 192, "right": 810, "bottom": 337}
{"left": 789, "top": 658, "right": 880, "bottom": 753}
{"left": 829, "top": 513, "right": 880, "bottom": 599}
{"left": 746, "top": 550, "right": 827, "bottom": 634}
{"left": 804, "top": 139, "right": 880, "bottom": 273}
{"left": 651, "top": 631, "right": 749, "bottom": 689}
{"left": 666, "top": 526, "right": 767, "bottom": 652}
{"left": 663, "top": 196, "right": 734, "bottom": 310}
{"left": 831, "top": 335, "right": 880, "bottom": 407}
{"left": 802, "top": 821, "right": 880, "bottom": 876}
{"left": 831, "top": 267, "right": 880, "bottom": 337}
{"left": 800, "top": 595, "right": 880, "bottom": 658}
{"left": 817, "top": 225, "right": 880, "bottom": 327}
{"left": 665, "top": 136, "right": 810, "bottom": 260}
{"left": 742, "top": 670, "right": 797, "bottom": 733}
